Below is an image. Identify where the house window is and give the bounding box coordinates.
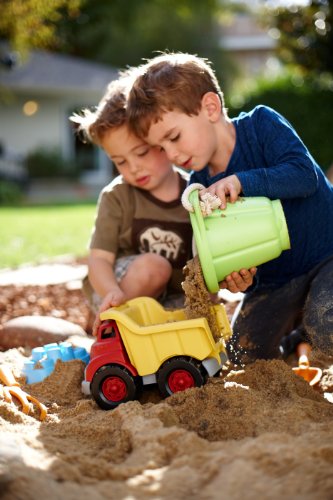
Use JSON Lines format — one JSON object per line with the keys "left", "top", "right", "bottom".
{"left": 68, "top": 107, "right": 115, "bottom": 182}
{"left": 74, "top": 132, "right": 97, "bottom": 172}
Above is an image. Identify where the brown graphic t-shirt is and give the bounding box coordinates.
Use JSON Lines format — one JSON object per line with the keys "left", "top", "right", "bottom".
{"left": 89, "top": 169, "right": 192, "bottom": 293}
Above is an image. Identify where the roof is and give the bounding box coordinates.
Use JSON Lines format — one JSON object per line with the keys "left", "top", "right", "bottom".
{"left": 0, "top": 50, "right": 119, "bottom": 95}
{"left": 221, "top": 34, "right": 276, "bottom": 51}
{"left": 220, "top": 12, "right": 277, "bottom": 52}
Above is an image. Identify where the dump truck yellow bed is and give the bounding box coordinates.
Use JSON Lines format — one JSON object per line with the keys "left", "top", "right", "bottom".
{"left": 100, "top": 297, "right": 231, "bottom": 376}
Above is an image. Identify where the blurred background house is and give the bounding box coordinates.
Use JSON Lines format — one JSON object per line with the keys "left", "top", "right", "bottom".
{"left": 0, "top": 49, "right": 118, "bottom": 199}
{"left": 0, "top": 8, "right": 278, "bottom": 201}
{"left": 0, "top": 0, "right": 331, "bottom": 203}
{"left": 220, "top": 11, "right": 278, "bottom": 78}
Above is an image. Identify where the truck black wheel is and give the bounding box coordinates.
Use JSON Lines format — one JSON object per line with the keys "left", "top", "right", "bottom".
{"left": 91, "top": 365, "right": 137, "bottom": 410}
{"left": 157, "top": 357, "right": 206, "bottom": 398}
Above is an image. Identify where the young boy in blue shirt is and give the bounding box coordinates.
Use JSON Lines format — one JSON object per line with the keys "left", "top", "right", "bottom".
{"left": 127, "top": 52, "right": 333, "bottom": 364}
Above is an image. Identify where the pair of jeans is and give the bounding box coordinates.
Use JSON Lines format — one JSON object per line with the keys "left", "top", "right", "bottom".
{"left": 227, "top": 255, "right": 333, "bottom": 365}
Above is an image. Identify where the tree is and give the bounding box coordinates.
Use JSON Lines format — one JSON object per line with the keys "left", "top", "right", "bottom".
{"left": 0, "top": 0, "right": 237, "bottom": 89}
{"left": 52, "top": 0, "right": 233, "bottom": 86}
{"left": 265, "top": 0, "right": 333, "bottom": 76}
{"left": 0, "top": 0, "right": 83, "bottom": 57}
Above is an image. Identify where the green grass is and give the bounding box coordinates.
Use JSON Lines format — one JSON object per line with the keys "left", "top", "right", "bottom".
{"left": 0, "top": 204, "right": 96, "bottom": 268}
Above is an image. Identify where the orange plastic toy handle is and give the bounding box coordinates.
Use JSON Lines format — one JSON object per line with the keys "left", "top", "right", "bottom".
{"left": 296, "top": 342, "right": 311, "bottom": 368}
{"left": 0, "top": 365, "right": 47, "bottom": 421}
{"left": 0, "top": 365, "right": 20, "bottom": 387}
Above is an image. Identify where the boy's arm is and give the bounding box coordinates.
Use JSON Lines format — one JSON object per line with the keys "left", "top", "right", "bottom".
{"left": 236, "top": 106, "right": 319, "bottom": 200}
{"left": 88, "top": 249, "right": 126, "bottom": 304}
{"left": 88, "top": 248, "right": 127, "bottom": 336}
{"left": 195, "top": 107, "right": 319, "bottom": 201}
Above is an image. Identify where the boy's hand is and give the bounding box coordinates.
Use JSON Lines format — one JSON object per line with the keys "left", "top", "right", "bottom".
{"left": 219, "top": 267, "right": 257, "bottom": 293}
{"left": 202, "top": 175, "right": 242, "bottom": 209}
{"left": 92, "top": 288, "right": 126, "bottom": 336}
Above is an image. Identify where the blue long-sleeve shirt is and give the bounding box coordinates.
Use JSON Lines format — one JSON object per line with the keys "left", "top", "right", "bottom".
{"left": 190, "top": 105, "right": 333, "bottom": 287}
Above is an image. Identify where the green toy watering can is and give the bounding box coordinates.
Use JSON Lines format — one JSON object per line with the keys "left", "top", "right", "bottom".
{"left": 188, "top": 190, "right": 290, "bottom": 293}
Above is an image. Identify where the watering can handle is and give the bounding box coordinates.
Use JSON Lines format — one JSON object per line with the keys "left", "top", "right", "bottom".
{"left": 181, "top": 183, "right": 205, "bottom": 212}
{"left": 184, "top": 187, "right": 221, "bottom": 293}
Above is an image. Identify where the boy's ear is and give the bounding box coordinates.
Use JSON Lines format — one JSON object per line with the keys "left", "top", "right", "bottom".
{"left": 201, "top": 92, "right": 221, "bottom": 122}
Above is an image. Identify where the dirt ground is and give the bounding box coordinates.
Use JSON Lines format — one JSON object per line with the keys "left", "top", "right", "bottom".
{"left": 1, "top": 268, "right": 333, "bottom": 500}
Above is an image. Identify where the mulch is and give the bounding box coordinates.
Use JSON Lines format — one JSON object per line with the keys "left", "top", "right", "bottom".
{"left": 0, "top": 283, "right": 93, "bottom": 334}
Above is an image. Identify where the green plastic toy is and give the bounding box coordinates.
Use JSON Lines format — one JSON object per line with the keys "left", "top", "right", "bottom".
{"left": 189, "top": 190, "right": 290, "bottom": 293}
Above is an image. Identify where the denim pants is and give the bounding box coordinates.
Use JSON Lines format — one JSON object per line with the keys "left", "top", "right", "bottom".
{"left": 227, "top": 255, "right": 333, "bottom": 365}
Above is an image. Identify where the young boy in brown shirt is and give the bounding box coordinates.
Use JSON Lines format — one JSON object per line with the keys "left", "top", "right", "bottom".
{"left": 71, "top": 75, "right": 192, "bottom": 333}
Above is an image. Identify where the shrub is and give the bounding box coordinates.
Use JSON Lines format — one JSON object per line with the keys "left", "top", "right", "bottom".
{"left": 0, "top": 180, "right": 23, "bottom": 205}
{"left": 227, "top": 76, "right": 333, "bottom": 170}
{"left": 24, "top": 147, "right": 79, "bottom": 179}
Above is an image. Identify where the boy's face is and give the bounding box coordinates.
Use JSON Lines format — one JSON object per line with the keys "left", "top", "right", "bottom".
{"left": 100, "top": 125, "right": 172, "bottom": 191}
{"left": 146, "top": 100, "right": 220, "bottom": 172}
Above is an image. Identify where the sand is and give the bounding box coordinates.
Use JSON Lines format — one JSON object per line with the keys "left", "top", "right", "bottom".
{"left": 1, "top": 344, "right": 333, "bottom": 500}
{"left": 182, "top": 256, "right": 221, "bottom": 341}
{"left": 1, "top": 265, "right": 333, "bottom": 499}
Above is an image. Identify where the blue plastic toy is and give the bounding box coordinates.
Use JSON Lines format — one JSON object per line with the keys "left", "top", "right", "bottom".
{"left": 22, "top": 342, "right": 90, "bottom": 384}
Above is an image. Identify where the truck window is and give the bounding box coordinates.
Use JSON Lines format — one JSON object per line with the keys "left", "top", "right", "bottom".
{"left": 101, "top": 325, "right": 116, "bottom": 339}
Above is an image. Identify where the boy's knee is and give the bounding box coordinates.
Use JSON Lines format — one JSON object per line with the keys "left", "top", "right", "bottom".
{"left": 304, "top": 299, "right": 333, "bottom": 355}
{"left": 306, "top": 324, "right": 333, "bottom": 355}
{"left": 226, "top": 330, "right": 281, "bottom": 367}
{"left": 135, "top": 253, "right": 172, "bottom": 284}
{"left": 142, "top": 253, "right": 172, "bottom": 272}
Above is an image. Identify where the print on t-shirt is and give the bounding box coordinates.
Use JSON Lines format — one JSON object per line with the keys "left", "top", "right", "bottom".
{"left": 132, "top": 218, "right": 192, "bottom": 269}
{"left": 139, "top": 226, "right": 184, "bottom": 260}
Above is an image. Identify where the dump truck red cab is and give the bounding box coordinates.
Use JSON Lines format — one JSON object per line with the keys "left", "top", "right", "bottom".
{"left": 85, "top": 320, "right": 138, "bottom": 382}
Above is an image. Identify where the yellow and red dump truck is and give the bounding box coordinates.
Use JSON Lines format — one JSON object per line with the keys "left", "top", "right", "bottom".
{"left": 82, "top": 297, "right": 232, "bottom": 410}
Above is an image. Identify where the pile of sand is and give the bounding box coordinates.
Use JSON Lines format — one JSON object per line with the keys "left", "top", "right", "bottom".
{"left": 1, "top": 347, "right": 333, "bottom": 499}
{"left": 1, "top": 259, "right": 333, "bottom": 499}
{"left": 182, "top": 256, "right": 222, "bottom": 341}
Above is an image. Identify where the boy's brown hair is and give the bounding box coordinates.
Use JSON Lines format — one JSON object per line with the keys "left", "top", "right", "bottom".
{"left": 70, "top": 74, "right": 134, "bottom": 146}
{"left": 127, "top": 52, "right": 226, "bottom": 138}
